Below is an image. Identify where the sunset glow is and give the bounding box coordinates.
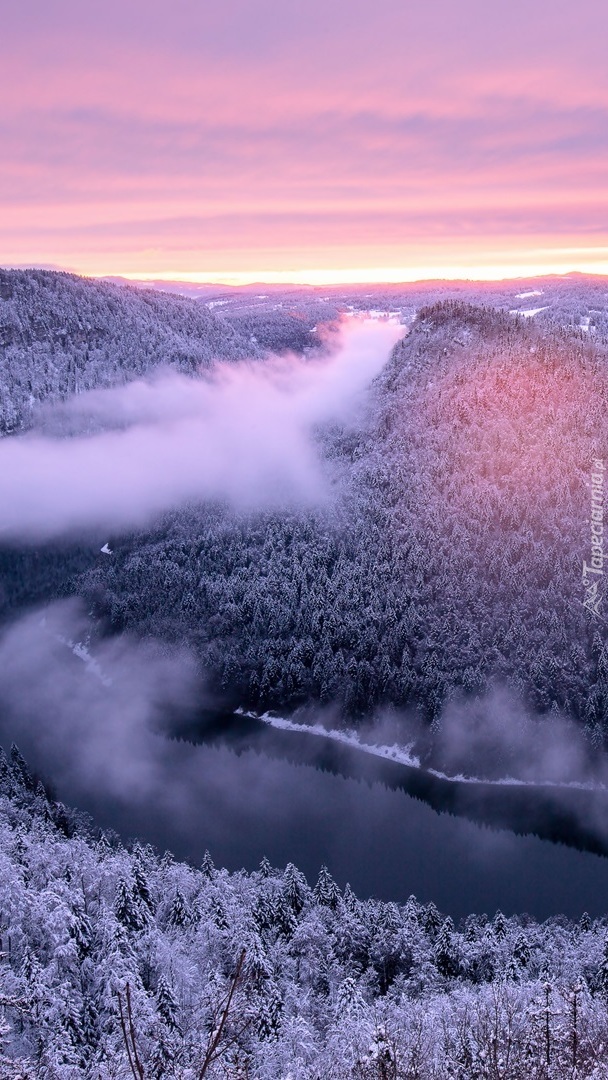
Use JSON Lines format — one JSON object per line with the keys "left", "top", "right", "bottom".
{"left": 120, "top": 257, "right": 608, "bottom": 289}
{"left": 2, "top": 0, "right": 608, "bottom": 283}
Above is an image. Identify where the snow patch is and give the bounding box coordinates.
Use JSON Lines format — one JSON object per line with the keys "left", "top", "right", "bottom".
{"left": 509, "top": 307, "right": 549, "bottom": 318}
{"left": 236, "top": 709, "right": 607, "bottom": 792}
{"left": 237, "top": 708, "right": 421, "bottom": 768}
{"left": 44, "top": 622, "right": 114, "bottom": 687}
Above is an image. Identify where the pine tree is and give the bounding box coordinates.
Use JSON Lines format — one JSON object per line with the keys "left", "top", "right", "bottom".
{"left": 336, "top": 976, "right": 364, "bottom": 1017}
{"left": 167, "top": 887, "right": 193, "bottom": 929}
{"left": 9, "top": 744, "right": 34, "bottom": 791}
{"left": 343, "top": 883, "right": 360, "bottom": 914}
{"left": 201, "top": 850, "right": 216, "bottom": 880}
{"left": 156, "top": 974, "right": 180, "bottom": 1032}
{"left": 253, "top": 891, "right": 275, "bottom": 933}
{"left": 211, "top": 896, "right": 229, "bottom": 930}
{"left": 150, "top": 1021, "right": 177, "bottom": 1080}
{"left": 493, "top": 910, "right": 508, "bottom": 941}
{"left": 512, "top": 931, "right": 530, "bottom": 968}
{"left": 283, "top": 863, "right": 308, "bottom": 915}
{"left": 313, "top": 865, "right": 341, "bottom": 910}
{"left": 434, "top": 917, "right": 459, "bottom": 978}
{"left": 69, "top": 908, "right": 93, "bottom": 959}
{"left": 133, "top": 853, "right": 154, "bottom": 913}
{"left": 259, "top": 856, "right": 273, "bottom": 878}
{"left": 423, "top": 902, "right": 442, "bottom": 937}
{"left": 273, "top": 894, "right": 297, "bottom": 940}
{"left": 579, "top": 911, "right": 592, "bottom": 933}
{"left": 81, "top": 996, "right": 101, "bottom": 1058}
{"left": 0, "top": 747, "right": 11, "bottom": 788}
{"left": 114, "top": 877, "right": 149, "bottom": 932}
{"left": 257, "top": 984, "right": 283, "bottom": 1041}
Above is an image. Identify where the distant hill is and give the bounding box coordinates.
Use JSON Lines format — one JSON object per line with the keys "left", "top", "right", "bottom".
{"left": 0, "top": 269, "right": 259, "bottom": 433}
{"left": 104, "top": 270, "right": 608, "bottom": 352}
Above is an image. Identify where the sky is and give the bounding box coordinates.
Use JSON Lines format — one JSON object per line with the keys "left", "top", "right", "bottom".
{"left": 1, "top": 0, "right": 608, "bottom": 284}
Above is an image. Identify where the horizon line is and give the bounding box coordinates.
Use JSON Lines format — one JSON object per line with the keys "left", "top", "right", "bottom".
{"left": 4, "top": 261, "right": 608, "bottom": 289}
{"left": 114, "top": 262, "right": 608, "bottom": 288}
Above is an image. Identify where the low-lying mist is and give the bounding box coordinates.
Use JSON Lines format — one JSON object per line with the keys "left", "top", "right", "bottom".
{"left": 0, "top": 600, "right": 199, "bottom": 801}
{"left": 429, "top": 688, "right": 603, "bottom": 786}
{"left": 0, "top": 318, "right": 403, "bottom": 541}
{"left": 3, "top": 600, "right": 608, "bottom": 917}
{"left": 2, "top": 600, "right": 608, "bottom": 839}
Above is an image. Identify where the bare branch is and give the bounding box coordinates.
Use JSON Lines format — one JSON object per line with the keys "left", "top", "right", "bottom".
{"left": 116, "top": 984, "right": 145, "bottom": 1080}
{"left": 198, "top": 950, "right": 247, "bottom": 1079}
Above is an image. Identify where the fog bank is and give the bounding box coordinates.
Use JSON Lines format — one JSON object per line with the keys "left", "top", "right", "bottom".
{"left": 0, "top": 319, "right": 403, "bottom": 540}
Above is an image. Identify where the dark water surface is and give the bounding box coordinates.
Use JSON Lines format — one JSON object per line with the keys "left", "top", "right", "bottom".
{"left": 68, "top": 712, "right": 608, "bottom": 922}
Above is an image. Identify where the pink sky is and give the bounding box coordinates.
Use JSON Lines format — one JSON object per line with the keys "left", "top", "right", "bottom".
{"left": 2, "top": 0, "right": 607, "bottom": 283}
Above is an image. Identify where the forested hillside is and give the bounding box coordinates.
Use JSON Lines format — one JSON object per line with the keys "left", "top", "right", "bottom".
{"left": 3, "top": 747, "right": 608, "bottom": 1078}
{"left": 131, "top": 272, "right": 608, "bottom": 344}
{"left": 0, "top": 270, "right": 258, "bottom": 433}
{"left": 72, "top": 302, "right": 608, "bottom": 767}
{"left": 2, "top": 274, "right": 608, "bottom": 772}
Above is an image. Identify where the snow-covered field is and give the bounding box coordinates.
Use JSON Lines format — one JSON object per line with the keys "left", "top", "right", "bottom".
{"left": 509, "top": 306, "right": 549, "bottom": 318}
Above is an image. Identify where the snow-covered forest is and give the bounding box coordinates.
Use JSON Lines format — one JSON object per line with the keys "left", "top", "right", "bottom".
{"left": 0, "top": 270, "right": 260, "bottom": 434}
{"left": 2, "top": 273, "right": 608, "bottom": 770}
{"left": 5, "top": 745, "right": 608, "bottom": 1079}
{"left": 73, "top": 303, "right": 608, "bottom": 762}
{"left": 3, "top": 270, "right": 608, "bottom": 1076}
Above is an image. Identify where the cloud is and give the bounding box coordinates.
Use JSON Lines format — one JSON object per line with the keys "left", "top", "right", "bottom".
{"left": 0, "top": 318, "right": 403, "bottom": 541}
{"left": 0, "top": 599, "right": 309, "bottom": 855}
{"left": 0, "top": 599, "right": 198, "bottom": 801}
{"left": 431, "top": 686, "right": 601, "bottom": 786}
{"left": 1, "top": 0, "right": 607, "bottom": 277}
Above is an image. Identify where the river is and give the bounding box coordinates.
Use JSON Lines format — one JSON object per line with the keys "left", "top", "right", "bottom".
{"left": 69, "top": 709, "right": 608, "bottom": 922}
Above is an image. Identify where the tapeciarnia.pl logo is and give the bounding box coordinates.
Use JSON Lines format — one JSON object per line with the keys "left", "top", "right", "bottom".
{"left": 582, "top": 457, "right": 605, "bottom": 619}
